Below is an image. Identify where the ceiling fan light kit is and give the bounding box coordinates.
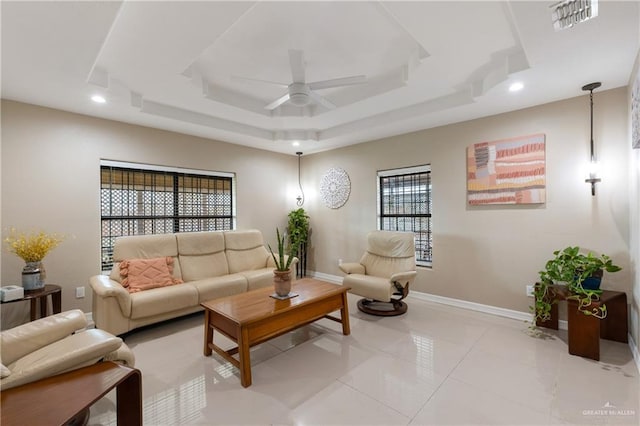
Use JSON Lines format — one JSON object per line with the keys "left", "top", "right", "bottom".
{"left": 237, "top": 49, "right": 366, "bottom": 111}
{"left": 288, "top": 83, "right": 311, "bottom": 107}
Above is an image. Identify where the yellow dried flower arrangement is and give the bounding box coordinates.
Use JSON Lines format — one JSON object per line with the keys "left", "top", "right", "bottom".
{"left": 4, "top": 228, "right": 64, "bottom": 263}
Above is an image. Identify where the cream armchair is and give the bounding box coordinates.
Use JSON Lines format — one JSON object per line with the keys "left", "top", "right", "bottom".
{"left": 0, "top": 309, "right": 135, "bottom": 390}
{"left": 340, "top": 230, "right": 417, "bottom": 316}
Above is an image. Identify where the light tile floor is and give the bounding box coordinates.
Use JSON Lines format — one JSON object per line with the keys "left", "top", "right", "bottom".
{"left": 89, "top": 294, "right": 639, "bottom": 425}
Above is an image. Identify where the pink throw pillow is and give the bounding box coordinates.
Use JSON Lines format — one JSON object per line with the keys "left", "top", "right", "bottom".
{"left": 119, "top": 257, "right": 183, "bottom": 293}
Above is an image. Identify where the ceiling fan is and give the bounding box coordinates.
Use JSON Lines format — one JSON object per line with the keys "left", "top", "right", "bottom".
{"left": 233, "top": 49, "right": 366, "bottom": 111}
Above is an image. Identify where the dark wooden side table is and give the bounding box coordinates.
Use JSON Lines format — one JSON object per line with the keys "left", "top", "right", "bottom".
{"left": 1, "top": 361, "right": 142, "bottom": 426}
{"left": 0, "top": 284, "right": 62, "bottom": 321}
{"left": 535, "top": 284, "right": 628, "bottom": 361}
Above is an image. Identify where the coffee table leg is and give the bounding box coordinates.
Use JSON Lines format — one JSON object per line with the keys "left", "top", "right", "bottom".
{"left": 203, "top": 309, "right": 213, "bottom": 356}
{"left": 238, "top": 327, "right": 252, "bottom": 387}
{"left": 340, "top": 292, "right": 351, "bottom": 335}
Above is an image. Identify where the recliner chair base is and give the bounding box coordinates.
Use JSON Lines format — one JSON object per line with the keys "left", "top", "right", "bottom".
{"left": 357, "top": 298, "right": 407, "bottom": 316}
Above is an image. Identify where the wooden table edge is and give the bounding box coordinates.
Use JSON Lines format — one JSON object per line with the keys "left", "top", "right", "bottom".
{"left": 1, "top": 361, "right": 142, "bottom": 426}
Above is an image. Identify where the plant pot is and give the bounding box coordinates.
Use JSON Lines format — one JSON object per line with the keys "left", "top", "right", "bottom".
{"left": 22, "top": 261, "right": 44, "bottom": 290}
{"left": 581, "top": 276, "right": 602, "bottom": 290}
{"left": 273, "top": 270, "right": 292, "bottom": 297}
{"left": 579, "top": 269, "right": 603, "bottom": 290}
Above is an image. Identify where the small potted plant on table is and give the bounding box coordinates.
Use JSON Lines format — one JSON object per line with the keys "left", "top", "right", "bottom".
{"left": 268, "top": 228, "right": 297, "bottom": 298}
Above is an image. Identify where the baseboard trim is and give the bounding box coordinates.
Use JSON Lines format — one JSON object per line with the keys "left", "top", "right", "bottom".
{"left": 308, "top": 271, "right": 342, "bottom": 284}
{"left": 309, "top": 270, "right": 539, "bottom": 324}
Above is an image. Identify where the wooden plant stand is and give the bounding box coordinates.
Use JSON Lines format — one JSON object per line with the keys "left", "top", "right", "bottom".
{"left": 535, "top": 284, "right": 628, "bottom": 361}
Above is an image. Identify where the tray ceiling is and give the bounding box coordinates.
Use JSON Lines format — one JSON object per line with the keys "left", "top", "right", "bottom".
{"left": 2, "top": 1, "right": 638, "bottom": 155}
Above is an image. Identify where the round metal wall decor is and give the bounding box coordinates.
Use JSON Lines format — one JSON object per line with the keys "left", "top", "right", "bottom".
{"left": 320, "top": 167, "right": 351, "bottom": 209}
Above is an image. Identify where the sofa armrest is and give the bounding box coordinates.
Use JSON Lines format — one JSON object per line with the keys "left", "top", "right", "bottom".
{"left": 89, "top": 275, "right": 132, "bottom": 317}
{"left": 389, "top": 271, "right": 417, "bottom": 287}
{"left": 1, "top": 329, "right": 123, "bottom": 390}
{"left": 288, "top": 255, "right": 298, "bottom": 272}
{"left": 339, "top": 263, "right": 365, "bottom": 275}
{"left": 0, "top": 310, "right": 87, "bottom": 365}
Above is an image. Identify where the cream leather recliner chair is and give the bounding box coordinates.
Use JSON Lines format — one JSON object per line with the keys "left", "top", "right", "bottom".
{"left": 339, "top": 230, "right": 417, "bottom": 316}
{"left": 0, "top": 309, "right": 135, "bottom": 390}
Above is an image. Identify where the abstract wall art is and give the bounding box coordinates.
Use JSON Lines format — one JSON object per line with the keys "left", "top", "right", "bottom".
{"left": 467, "top": 133, "right": 546, "bottom": 205}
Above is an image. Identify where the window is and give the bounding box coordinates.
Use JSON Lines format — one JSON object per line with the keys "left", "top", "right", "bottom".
{"left": 100, "top": 160, "right": 235, "bottom": 270}
{"left": 378, "top": 165, "right": 432, "bottom": 267}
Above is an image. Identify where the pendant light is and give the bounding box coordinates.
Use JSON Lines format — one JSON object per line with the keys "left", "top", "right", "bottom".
{"left": 582, "top": 82, "right": 601, "bottom": 196}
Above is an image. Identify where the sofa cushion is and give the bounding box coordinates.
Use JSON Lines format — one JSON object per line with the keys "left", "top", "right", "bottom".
{"left": 110, "top": 234, "right": 182, "bottom": 282}
{"left": 120, "top": 257, "right": 183, "bottom": 293}
{"left": 129, "top": 284, "right": 198, "bottom": 319}
{"left": 189, "top": 274, "right": 247, "bottom": 302}
{"left": 3, "top": 329, "right": 123, "bottom": 390}
{"left": 225, "top": 230, "right": 270, "bottom": 273}
{"left": 238, "top": 268, "right": 275, "bottom": 291}
{"left": 0, "top": 309, "right": 87, "bottom": 365}
{"left": 177, "top": 232, "right": 229, "bottom": 281}
{"left": 1, "top": 363, "right": 10, "bottom": 378}
{"left": 343, "top": 274, "right": 392, "bottom": 302}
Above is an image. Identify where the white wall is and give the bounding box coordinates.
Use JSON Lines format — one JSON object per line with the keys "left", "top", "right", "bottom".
{"left": 1, "top": 101, "right": 298, "bottom": 327}
{"left": 304, "top": 88, "right": 631, "bottom": 315}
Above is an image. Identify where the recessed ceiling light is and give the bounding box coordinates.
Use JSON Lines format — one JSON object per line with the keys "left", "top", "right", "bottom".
{"left": 292, "top": 141, "right": 300, "bottom": 147}
{"left": 509, "top": 82, "right": 524, "bottom": 92}
{"left": 91, "top": 95, "right": 106, "bottom": 103}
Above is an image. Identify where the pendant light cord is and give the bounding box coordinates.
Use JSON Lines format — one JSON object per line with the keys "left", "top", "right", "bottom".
{"left": 581, "top": 82, "right": 601, "bottom": 196}
{"left": 589, "top": 90, "right": 595, "bottom": 163}
{"left": 296, "top": 152, "right": 304, "bottom": 206}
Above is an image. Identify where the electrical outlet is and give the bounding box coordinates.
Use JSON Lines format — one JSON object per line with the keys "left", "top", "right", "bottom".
{"left": 75, "top": 286, "right": 85, "bottom": 298}
{"left": 526, "top": 285, "right": 534, "bottom": 298}
{"left": 338, "top": 258, "right": 343, "bottom": 265}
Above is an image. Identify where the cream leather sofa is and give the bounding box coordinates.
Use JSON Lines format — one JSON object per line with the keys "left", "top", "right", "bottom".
{"left": 0, "top": 309, "right": 135, "bottom": 390}
{"left": 90, "top": 229, "right": 295, "bottom": 336}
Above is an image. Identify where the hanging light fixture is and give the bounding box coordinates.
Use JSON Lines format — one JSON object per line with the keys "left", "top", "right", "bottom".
{"left": 296, "top": 152, "right": 305, "bottom": 206}
{"left": 582, "top": 82, "right": 601, "bottom": 196}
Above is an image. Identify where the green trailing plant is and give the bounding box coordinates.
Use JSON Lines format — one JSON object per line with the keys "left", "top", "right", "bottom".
{"left": 531, "top": 246, "right": 622, "bottom": 328}
{"left": 287, "top": 208, "right": 310, "bottom": 251}
{"left": 268, "top": 228, "right": 297, "bottom": 271}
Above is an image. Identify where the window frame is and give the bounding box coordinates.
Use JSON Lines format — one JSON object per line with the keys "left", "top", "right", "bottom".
{"left": 377, "top": 164, "right": 432, "bottom": 268}
{"left": 99, "top": 160, "right": 236, "bottom": 271}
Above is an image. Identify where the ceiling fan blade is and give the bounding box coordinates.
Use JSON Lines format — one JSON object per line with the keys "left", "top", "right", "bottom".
{"left": 230, "top": 75, "right": 288, "bottom": 88}
{"left": 265, "top": 92, "right": 291, "bottom": 110}
{"left": 308, "top": 75, "right": 366, "bottom": 91}
{"left": 308, "top": 90, "right": 336, "bottom": 110}
{"left": 288, "top": 49, "right": 306, "bottom": 83}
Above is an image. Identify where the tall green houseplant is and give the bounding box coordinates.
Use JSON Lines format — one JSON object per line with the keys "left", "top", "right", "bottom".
{"left": 287, "top": 208, "right": 310, "bottom": 277}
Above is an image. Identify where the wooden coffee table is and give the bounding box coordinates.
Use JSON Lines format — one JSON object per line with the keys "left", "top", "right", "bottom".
{"left": 201, "top": 278, "right": 351, "bottom": 387}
